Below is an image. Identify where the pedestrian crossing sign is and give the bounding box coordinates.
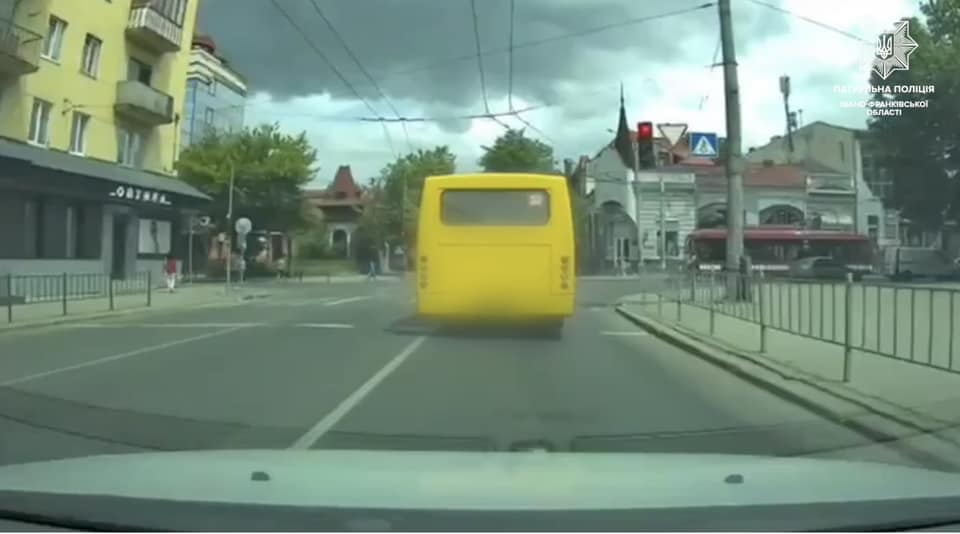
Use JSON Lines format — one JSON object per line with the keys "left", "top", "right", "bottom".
{"left": 689, "top": 132, "right": 719, "bottom": 158}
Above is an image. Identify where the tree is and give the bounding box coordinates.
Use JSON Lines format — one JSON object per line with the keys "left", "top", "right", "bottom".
{"left": 175, "top": 123, "right": 318, "bottom": 233}
{"left": 479, "top": 128, "right": 556, "bottom": 173}
{"left": 867, "top": 1, "right": 960, "bottom": 229}
{"left": 354, "top": 147, "right": 457, "bottom": 256}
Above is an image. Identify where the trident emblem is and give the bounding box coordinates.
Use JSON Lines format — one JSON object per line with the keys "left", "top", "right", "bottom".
{"left": 875, "top": 33, "right": 894, "bottom": 60}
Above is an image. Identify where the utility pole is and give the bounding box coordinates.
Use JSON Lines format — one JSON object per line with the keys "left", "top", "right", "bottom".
{"left": 633, "top": 145, "right": 642, "bottom": 274}
{"left": 719, "top": 0, "right": 745, "bottom": 285}
{"left": 225, "top": 161, "right": 234, "bottom": 293}
{"left": 659, "top": 169, "right": 666, "bottom": 271}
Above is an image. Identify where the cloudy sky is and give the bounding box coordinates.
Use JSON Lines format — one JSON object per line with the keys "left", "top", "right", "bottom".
{"left": 196, "top": 0, "right": 921, "bottom": 187}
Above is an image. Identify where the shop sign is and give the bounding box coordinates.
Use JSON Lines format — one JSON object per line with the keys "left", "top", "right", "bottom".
{"left": 108, "top": 185, "right": 173, "bottom": 206}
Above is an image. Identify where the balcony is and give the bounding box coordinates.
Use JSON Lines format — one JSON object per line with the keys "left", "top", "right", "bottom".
{"left": 126, "top": 2, "right": 183, "bottom": 53}
{"left": 0, "top": 17, "right": 42, "bottom": 76}
{"left": 114, "top": 80, "right": 174, "bottom": 126}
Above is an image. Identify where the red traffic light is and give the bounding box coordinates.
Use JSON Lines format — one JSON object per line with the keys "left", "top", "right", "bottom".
{"left": 636, "top": 122, "right": 653, "bottom": 141}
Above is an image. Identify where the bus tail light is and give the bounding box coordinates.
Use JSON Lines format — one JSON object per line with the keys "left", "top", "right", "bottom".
{"left": 559, "top": 255, "right": 571, "bottom": 291}
{"left": 418, "top": 255, "right": 428, "bottom": 289}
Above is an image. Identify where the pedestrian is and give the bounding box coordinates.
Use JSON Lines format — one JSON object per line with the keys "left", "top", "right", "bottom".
{"left": 164, "top": 253, "right": 177, "bottom": 293}
{"left": 367, "top": 256, "right": 377, "bottom": 280}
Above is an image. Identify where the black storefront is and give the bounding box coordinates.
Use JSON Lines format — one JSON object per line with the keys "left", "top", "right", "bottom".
{"left": 0, "top": 138, "right": 210, "bottom": 279}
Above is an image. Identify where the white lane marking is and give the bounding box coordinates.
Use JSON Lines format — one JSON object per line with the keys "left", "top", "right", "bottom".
{"left": 324, "top": 296, "right": 372, "bottom": 307}
{"left": 295, "top": 323, "right": 354, "bottom": 329}
{"left": 289, "top": 335, "right": 428, "bottom": 450}
{"left": 2, "top": 327, "right": 244, "bottom": 387}
{"left": 601, "top": 331, "right": 649, "bottom": 336}
{"left": 279, "top": 298, "right": 337, "bottom": 307}
{"left": 65, "top": 323, "right": 265, "bottom": 329}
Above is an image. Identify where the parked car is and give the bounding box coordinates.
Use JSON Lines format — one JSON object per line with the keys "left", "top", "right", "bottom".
{"left": 882, "top": 246, "right": 959, "bottom": 281}
{"left": 787, "top": 256, "right": 852, "bottom": 280}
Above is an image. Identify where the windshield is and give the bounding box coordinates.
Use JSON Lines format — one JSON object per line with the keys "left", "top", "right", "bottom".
{"left": 2, "top": 0, "right": 959, "bottom": 528}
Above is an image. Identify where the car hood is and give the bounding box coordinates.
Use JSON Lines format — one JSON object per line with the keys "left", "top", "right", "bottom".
{"left": 1, "top": 450, "right": 959, "bottom": 510}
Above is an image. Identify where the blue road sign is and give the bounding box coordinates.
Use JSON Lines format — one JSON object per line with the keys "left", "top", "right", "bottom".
{"left": 689, "top": 132, "right": 719, "bottom": 158}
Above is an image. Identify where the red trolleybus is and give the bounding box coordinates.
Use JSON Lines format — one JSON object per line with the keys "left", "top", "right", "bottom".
{"left": 686, "top": 227, "right": 875, "bottom": 276}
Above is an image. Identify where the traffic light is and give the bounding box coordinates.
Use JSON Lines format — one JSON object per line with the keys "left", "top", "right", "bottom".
{"left": 636, "top": 121, "right": 656, "bottom": 169}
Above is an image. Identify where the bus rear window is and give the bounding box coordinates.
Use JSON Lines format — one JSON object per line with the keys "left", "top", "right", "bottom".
{"left": 441, "top": 189, "right": 550, "bottom": 226}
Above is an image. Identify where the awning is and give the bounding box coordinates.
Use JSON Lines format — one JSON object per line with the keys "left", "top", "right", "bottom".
{"left": 0, "top": 138, "right": 210, "bottom": 205}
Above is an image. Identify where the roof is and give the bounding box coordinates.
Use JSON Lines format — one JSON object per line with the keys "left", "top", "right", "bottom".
{"left": 304, "top": 165, "right": 368, "bottom": 208}
{"left": 0, "top": 138, "right": 210, "bottom": 201}
{"left": 695, "top": 163, "right": 812, "bottom": 188}
{"left": 328, "top": 165, "right": 362, "bottom": 197}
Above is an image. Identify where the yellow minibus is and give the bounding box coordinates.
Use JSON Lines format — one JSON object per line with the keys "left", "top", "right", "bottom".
{"left": 415, "top": 173, "right": 575, "bottom": 335}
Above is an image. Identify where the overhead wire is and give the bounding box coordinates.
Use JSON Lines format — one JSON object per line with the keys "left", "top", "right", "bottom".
{"left": 369, "top": 3, "right": 717, "bottom": 84}
{"left": 307, "top": 0, "right": 413, "bottom": 152}
{"left": 744, "top": 0, "right": 870, "bottom": 43}
{"left": 269, "top": 0, "right": 398, "bottom": 157}
{"left": 507, "top": 0, "right": 515, "bottom": 112}
{"left": 698, "top": 32, "right": 723, "bottom": 111}
{"left": 503, "top": 0, "right": 553, "bottom": 143}
{"left": 469, "top": 0, "right": 493, "bottom": 117}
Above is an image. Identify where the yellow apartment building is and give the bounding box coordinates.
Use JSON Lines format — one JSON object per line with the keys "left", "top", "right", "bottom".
{"left": 0, "top": 0, "right": 209, "bottom": 283}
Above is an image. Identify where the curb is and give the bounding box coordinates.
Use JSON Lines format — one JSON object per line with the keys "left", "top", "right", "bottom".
{"left": 614, "top": 305, "right": 960, "bottom": 471}
{"left": 0, "top": 292, "right": 271, "bottom": 335}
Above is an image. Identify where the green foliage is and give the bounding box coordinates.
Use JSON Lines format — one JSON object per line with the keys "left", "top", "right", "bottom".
{"left": 571, "top": 190, "right": 592, "bottom": 272}
{"left": 479, "top": 128, "right": 557, "bottom": 173}
{"left": 176, "top": 123, "right": 318, "bottom": 233}
{"left": 295, "top": 222, "right": 331, "bottom": 259}
{"left": 867, "top": 1, "right": 960, "bottom": 228}
{"left": 354, "top": 147, "right": 457, "bottom": 252}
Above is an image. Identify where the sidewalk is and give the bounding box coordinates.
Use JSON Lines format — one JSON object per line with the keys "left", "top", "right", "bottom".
{"left": 617, "top": 292, "right": 960, "bottom": 471}
{"left": 1, "top": 283, "right": 271, "bottom": 333}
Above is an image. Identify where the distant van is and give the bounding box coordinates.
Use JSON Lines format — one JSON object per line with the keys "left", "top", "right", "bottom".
{"left": 883, "top": 246, "right": 958, "bottom": 281}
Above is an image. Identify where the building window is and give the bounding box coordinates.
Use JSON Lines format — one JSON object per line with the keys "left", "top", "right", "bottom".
{"left": 128, "top": 57, "right": 152, "bottom": 84}
{"left": 204, "top": 106, "right": 215, "bottom": 127}
{"left": 69, "top": 112, "right": 90, "bottom": 155}
{"left": 81, "top": 34, "right": 102, "bottom": 77}
{"left": 118, "top": 127, "right": 142, "bottom": 167}
{"left": 207, "top": 80, "right": 216, "bottom": 95}
{"left": 28, "top": 98, "right": 53, "bottom": 146}
{"left": 839, "top": 141, "right": 846, "bottom": 162}
{"left": 41, "top": 16, "right": 67, "bottom": 61}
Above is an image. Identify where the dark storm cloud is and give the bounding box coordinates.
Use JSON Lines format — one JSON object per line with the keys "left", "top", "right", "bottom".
{"left": 198, "top": 0, "right": 788, "bottom": 120}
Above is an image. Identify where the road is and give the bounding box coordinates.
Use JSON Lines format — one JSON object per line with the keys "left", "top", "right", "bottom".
{"left": 0, "top": 277, "right": 921, "bottom": 467}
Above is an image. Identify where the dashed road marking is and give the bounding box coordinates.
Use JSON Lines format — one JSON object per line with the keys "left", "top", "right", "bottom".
{"left": 295, "top": 323, "right": 354, "bottom": 329}
{"left": 601, "top": 331, "right": 649, "bottom": 336}
{"left": 65, "top": 323, "right": 266, "bottom": 328}
{"left": 289, "top": 335, "right": 428, "bottom": 450}
{"left": 324, "top": 296, "right": 373, "bottom": 307}
{"left": 2, "top": 327, "right": 244, "bottom": 386}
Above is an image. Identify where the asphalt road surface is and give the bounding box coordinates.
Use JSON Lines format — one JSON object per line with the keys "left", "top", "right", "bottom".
{"left": 0, "top": 277, "right": 920, "bottom": 468}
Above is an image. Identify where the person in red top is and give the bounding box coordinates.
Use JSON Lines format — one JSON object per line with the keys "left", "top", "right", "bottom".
{"left": 164, "top": 254, "right": 177, "bottom": 293}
